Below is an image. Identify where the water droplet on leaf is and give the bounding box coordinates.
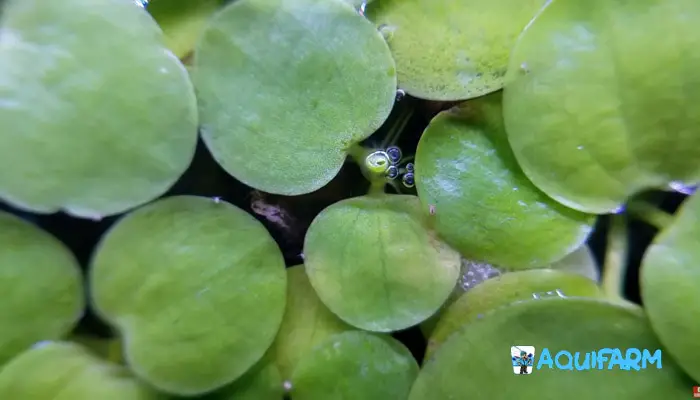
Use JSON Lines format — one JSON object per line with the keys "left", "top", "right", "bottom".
{"left": 402, "top": 172, "right": 415, "bottom": 188}
{"left": 386, "top": 165, "right": 399, "bottom": 179}
{"left": 386, "top": 146, "right": 402, "bottom": 164}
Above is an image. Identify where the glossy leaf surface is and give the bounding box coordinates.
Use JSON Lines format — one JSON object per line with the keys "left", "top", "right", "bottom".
{"left": 90, "top": 196, "right": 287, "bottom": 395}
{"left": 425, "top": 269, "right": 602, "bottom": 359}
{"left": 0, "top": 212, "right": 84, "bottom": 365}
{"left": 641, "top": 192, "right": 700, "bottom": 382}
{"left": 503, "top": 0, "right": 700, "bottom": 213}
{"left": 290, "top": 331, "right": 418, "bottom": 400}
{"left": 415, "top": 93, "right": 594, "bottom": 269}
{"left": 304, "top": 195, "right": 461, "bottom": 332}
{"left": 366, "top": 0, "right": 548, "bottom": 100}
{"left": 192, "top": 0, "right": 396, "bottom": 195}
{"left": 0, "top": 341, "right": 163, "bottom": 399}
{"left": 0, "top": 0, "right": 198, "bottom": 218}
{"left": 269, "top": 265, "right": 351, "bottom": 380}
{"left": 411, "top": 298, "right": 691, "bottom": 399}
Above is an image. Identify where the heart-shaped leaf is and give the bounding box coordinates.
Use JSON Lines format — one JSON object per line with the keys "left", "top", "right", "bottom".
{"left": 425, "top": 269, "right": 603, "bottom": 360}
{"left": 304, "top": 194, "right": 461, "bottom": 332}
{"left": 290, "top": 331, "right": 418, "bottom": 400}
{"left": 0, "top": 211, "right": 84, "bottom": 366}
{"left": 147, "top": 0, "right": 225, "bottom": 60}
{"left": 89, "top": 195, "right": 287, "bottom": 396}
{"left": 0, "top": 0, "right": 198, "bottom": 218}
{"left": 192, "top": 0, "right": 396, "bottom": 195}
{"left": 366, "top": 0, "right": 549, "bottom": 100}
{"left": 641, "top": 192, "right": 700, "bottom": 382}
{"left": 0, "top": 341, "right": 164, "bottom": 399}
{"left": 268, "top": 265, "right": 352, "bottom": 380}
{"left": 503, "top": 0, "right": 700, "bottom": 214}
{"left": 415, "top": 93, "right": 594, "bottom": 269}
{"left": 410, "top": 298, "right": 692, "bottom": 399}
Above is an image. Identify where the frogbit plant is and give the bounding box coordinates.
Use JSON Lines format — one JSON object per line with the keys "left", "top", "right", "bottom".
{"left": 0, "top": 0, "right": 698, "bottom": 399}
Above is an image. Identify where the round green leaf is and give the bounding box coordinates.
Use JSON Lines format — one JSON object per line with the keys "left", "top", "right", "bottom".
{"left": 410, "top": 298, "right": 692, "bottom": 399}
{"left": 641, "top": 192, "right": 700, "bottom": 382}
{"left": 290, "top": 331, "right": 418, "bottom": 400}
{"left": 304, "top": 194, "right": 461, "bottom": 332}
{"left": 0, "top": 341, "right": 164, "bottom": 399}
{"left": 425, "top": 269, "right": 603, "bottom": 360}
{"left": 89, "top": 195, "right": 287, "bottom": 396}
{"left": 192, "top": 0, "right": 396, "bottom": 195}
{"left": 0, "top": 0, "right": 198, "bottom": 218}
{"left": 503, "top": 0, "right": 700, "bottom": 214}
{"left": 0, "top": 211, "right": 84, "bottom": 366}
{"left": 268, "top": 265, "right": 352, "bottom": 380}
{"left": 415, "top": 93, "right": 594, "bottom": 269}
{"left": 366, "top": 0, "right": 549, "bottom": 100}
{"left": 147, "top": 0, "right": 225, "bottom": 59}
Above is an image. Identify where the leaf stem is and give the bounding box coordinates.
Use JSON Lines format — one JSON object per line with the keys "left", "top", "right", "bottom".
{"left": 401, "top": 155, "right": 414, "bottom": 164}
{"left": 626, "top": 199, "right": 673, "bottom": 230}
{"left": 348, "top": 143, "right": 369, "bottom": 165}
{"left": 368, "top": 179, "right": 386, "bottom": 196}
{"left": 601, "top": 215, "right": 628, "bottom": 301}
{"left": 380, "top": 103, "right": 414, "bottom": 149}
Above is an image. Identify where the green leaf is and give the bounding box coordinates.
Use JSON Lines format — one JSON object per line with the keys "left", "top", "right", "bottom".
{"left": 366, "top": 0, "right": 549, "bottom": 100}
{"left": 192, "top": 0, "right": 396, "bottom": 195}
{"left": 0, "top": 211, "right": 84, "bottom": 366}
{"left": 410, "top": 298, "right": 692, "bottom": 400}
{"left": 419, "top": 259, "right": 502, "bottom": 338}
{"left": 290, "top": 331, "right": 418, "bottom": 400}
{"left": 268, "top": 265, "right": 352, "bottom": 380}
{"left": 641, "top": 192, "right": 700, "bottom": 382}
{"left": 89, "top": 196, "right": 287, "bottom": 396}
{"left": 205, "top": 356, "right": 284, "bottom": 400}
{"left": 425, "top": 269, "right": 603, "bottom": 360}
{"left": 415, "top": 93, "right": 594, "bottom": 269}
{"left": 147, "top": 0, "right": 225, "bottom": 59}
{"left": 0, "top": 341, "right": 164, "bottom": 399}
{"left": 420, "top": 246, "right": 599, "bottom": 338}
{"left": 0, "top": 0, "right": 198, "bottom": 218}
{"left": 502, "top": 0, "right": 700, "bottom": 214}
{"left": 547, "top": 245, "right": 599, "bottom": 282}
{"left": 304, "top": 194, "right": 461, "bottom": 332}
